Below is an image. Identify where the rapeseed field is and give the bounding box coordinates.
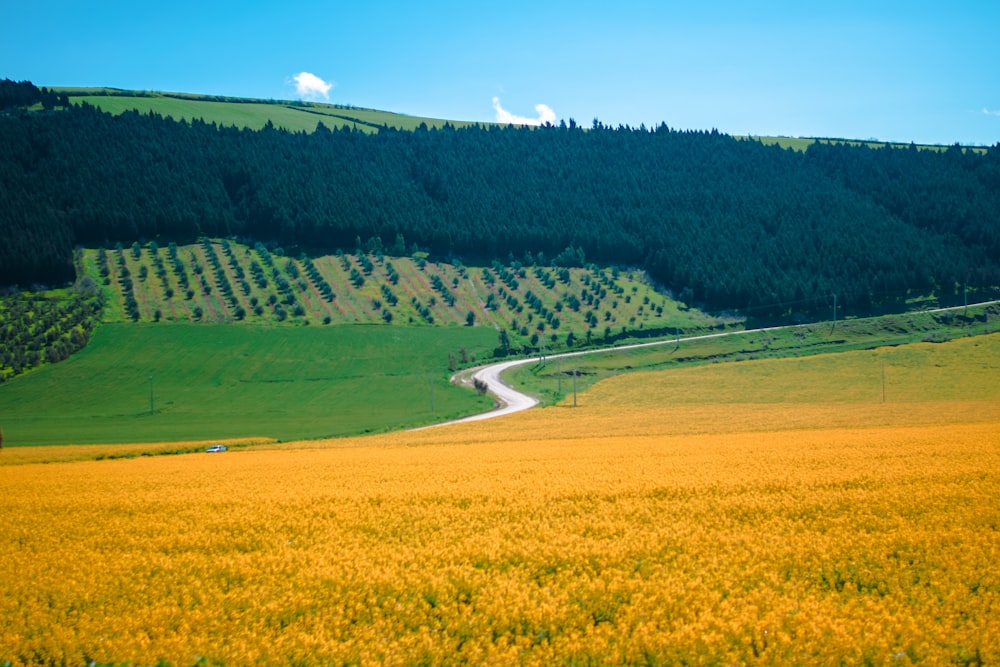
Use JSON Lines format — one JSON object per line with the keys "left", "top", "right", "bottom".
{"left": 2, "top": 335, "right": 998, "bottom": 665}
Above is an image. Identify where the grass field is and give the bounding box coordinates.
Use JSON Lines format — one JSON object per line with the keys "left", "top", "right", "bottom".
{"left": 67, "top": 91, "right": 481, "bottom": 133}
{"left": 3, "top": 246, "right": 994, "bottom": 446}
{"left": 738, "top": 135, "right": 987, "bottom": 153}
{"left": 0, "top": 242, "right": 725, "bottom": 447}
{"left": 56, "top": 87, "right": 986, "bottom": 150}
{"left": 1, "top": 334, "right": 998, "bottom": 665}
{"left": 506, "top": 302, "right": 998, "bottom": 405}
{"left": 0, "top": 322, "right": 495, "bottom": 446}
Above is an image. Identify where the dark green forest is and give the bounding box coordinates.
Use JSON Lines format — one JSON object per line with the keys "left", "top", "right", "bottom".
{"left": 2, "top": 79, "right": 998, "bottom": 318}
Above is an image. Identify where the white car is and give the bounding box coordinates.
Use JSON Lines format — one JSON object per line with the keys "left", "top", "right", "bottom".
{"left": 205, "top": 444, "right": 228, "bottom": 453}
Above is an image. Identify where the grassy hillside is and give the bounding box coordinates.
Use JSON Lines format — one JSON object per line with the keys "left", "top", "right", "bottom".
{"left": 61, "top": 89, "right": 481, "bottom": 133}
{"left": 8, "top": 91, "right": 997, "bottom": 309}
{"left": 3, "top": 242, "right": 994, "bottom": 446}
{"left": 60, "top": 87, "right": 978, "bottom": 150}
{"left": 0, "top": 244, "right": 723, "bottom": 446}
{"left": 0, "top": 322, "right": 495, "bottom": 446}
{"left": 82, "top": 241, "right": 722, "bottom": 349}
{"left": 740, "top": 134, "right": 985, "bottom": 153}
{"left": 506, "top": 302, "right": 999, "bottom": 404}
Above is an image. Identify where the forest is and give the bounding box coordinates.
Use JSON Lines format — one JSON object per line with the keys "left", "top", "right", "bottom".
{"left": 2, "top": 78, "right": 998, "bottom": 318}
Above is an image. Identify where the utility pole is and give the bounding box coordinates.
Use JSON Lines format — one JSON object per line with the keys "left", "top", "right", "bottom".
{"left": 149, "top": 375, "right": 154, "bottom": 416}
{"left": 832, "top": 294, "right": 837, "bottom": 330}
{"left": 556, "top": 355, "right": 562, "bottom": 394}
{"left": 429, "top": 371, "right": 435, "bottom": 414}
{"left": 573, "top": 369, "right": 578, "bottom": 407}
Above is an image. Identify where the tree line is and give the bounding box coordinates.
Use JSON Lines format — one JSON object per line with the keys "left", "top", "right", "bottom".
{"left": 0, "top": 77, "right": 68, "bottom": 111}
{"left": 1, "top": 79, "right": 998, "bottom": 318}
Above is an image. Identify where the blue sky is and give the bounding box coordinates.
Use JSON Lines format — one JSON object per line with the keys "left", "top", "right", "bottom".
{"left": 3, "top": 1, "right": 998, "bottom": 145}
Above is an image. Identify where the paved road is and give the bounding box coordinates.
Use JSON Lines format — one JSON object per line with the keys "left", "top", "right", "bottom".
{"left": 444, "top": 358, "right": 541, "bottom": 424}
{"left": 432, "top": 299, "right": 998, "bottom": 427}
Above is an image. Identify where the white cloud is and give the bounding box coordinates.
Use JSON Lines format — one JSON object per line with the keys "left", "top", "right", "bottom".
{"left": 492, "top": 97, "right": 557, "bottom": 126}
{"left": 292, "top": 72, "right": 333, "bottom": 101}
{"left": 983, "top": 107, "right": 1000, "bottom": 117}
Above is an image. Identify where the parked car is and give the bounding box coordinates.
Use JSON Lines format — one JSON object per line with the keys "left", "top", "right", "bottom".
{"left": 205, "top": 444, "right": 228, "bottom": 453}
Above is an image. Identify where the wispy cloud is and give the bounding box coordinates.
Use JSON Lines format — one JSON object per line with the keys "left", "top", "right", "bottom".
{"left": 291, "top": 72, "right": 333, "bottom": 101}
{"left": 983, "top": 107, "right": 1000, "bottom": 117}
{"left": 492, "top": 97, "right": 557, "bottom": 126}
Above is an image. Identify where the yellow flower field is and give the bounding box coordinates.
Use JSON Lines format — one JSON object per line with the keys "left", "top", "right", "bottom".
{"left": 0, "top": 438, "right": 275, "bottom": 467}
{"left": 1, "top": 335, "right": 999, "bottom": 665}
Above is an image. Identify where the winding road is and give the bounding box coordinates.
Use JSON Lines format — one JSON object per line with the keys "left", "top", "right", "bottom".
{"left": 432, "top": 300, "right": 998, "bottom": 428}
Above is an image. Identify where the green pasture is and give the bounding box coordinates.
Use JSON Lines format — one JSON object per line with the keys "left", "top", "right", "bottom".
{"left": 739, "top": 135, "right": 985, "bottom": 154}
{"left": 507, "top": 304, "right": 999, "bottom": 405}
{"left": 69, "top": 92, "right": 481, "bottom": 133}
{"left": 0, "top": 323, "right": 495, "bottom": 446}
{"left": 74, "top": 96, "right": 329, "bottom": 133}
{"left": 584, "top": 331, "right": 1000, "bottom": 406}
{"left": 53, "top": 87, "right": 987, "bottom": 150}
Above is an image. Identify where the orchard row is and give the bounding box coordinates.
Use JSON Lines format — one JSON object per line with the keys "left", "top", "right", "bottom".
{"left": 83, "top": 240, "right": 702, "bottom": 351}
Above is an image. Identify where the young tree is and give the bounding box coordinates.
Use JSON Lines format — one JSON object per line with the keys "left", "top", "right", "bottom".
{"left": 498, "top": 329, "right": 510, "bottom": 353}
{"left": 466, "top": 310, "right": 475, "bottom": 326}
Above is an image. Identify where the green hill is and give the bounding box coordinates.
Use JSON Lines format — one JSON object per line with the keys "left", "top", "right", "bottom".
{"left": 57, "top": 88, "right": 480, "bottom": 133}
{"left": 0, "top": 244, "right": 728, "bottom": 445}
{"left": 4, "top": 79, "right": 998, "bottom": 317}
{"left": 3, "top": 242, "right": 724, "bottom": 384}
{"left": 3, "top": 79, "right": 997, "bottom": 449}
{"left": 82, "top": 241, "right": 715, "bottom": 335}
{"left": 58, "top": 87, "right": 973, "bottom": 150}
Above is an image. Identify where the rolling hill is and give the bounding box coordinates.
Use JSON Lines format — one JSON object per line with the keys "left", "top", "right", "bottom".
{"left": 1, "top": 78, "right": 999, "bottom": 447}
{"left": 3, "top": 80, "right": 999, "bottom": 667}
{"left": 57, "top": 86, "right": 977, "bottom": 151}
{"left": 58, "top": 87, "right": 480, "bottom": 133}
{"left": 2, "top": 78, "right": 998, "bottom": 318}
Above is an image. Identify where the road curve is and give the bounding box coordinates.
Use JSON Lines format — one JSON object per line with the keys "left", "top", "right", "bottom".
{"left": 428, "top": 299, "right": 999, "bottom": 428}
{"left": 441, "top": 358, "right": 539, "bottom": 424}
{"left": 437, "top": 325, "right": 783, "bottom": 427}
